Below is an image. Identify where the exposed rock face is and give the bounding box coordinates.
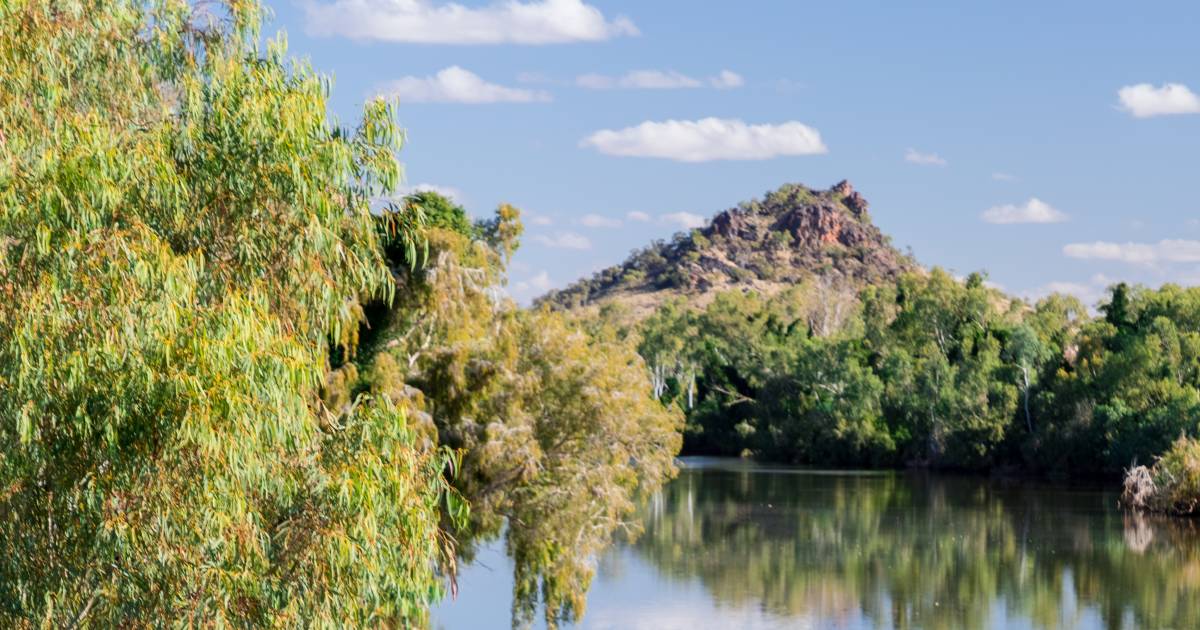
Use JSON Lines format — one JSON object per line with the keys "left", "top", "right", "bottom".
{"left": 537, "top": 180, "right": 916, "bottom": 315}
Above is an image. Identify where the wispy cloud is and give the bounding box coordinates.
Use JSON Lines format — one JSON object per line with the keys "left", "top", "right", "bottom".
{"left": 581, "top": 118, "right": 827, "bottom": 162}
{"left": 626, "top": 211, "right": 651, "bottom": 222}
{"left": 515, "top": 270, "right": 554, "bottom": 292}
{"left": 305, "top": 0, "right": 638, "bottom": 45}
{"left": 1063, "top": 239, "right": 1200, "bottom": 265}
{"left": 522, "top": 209, "right": 553, "bottom": 226}
{"left": 1118, "top": 82, "right": 1200, "bottom": 118}
{"left": 981, "top": 198, "right": 1068, "bottom": 224}
{"left": 662, "top": 212, "right": 706, "bottom": 229}
{"left": 1025, "top": 277, "right": 1111, "bottom": 307}
{"left": 371, "top": 183, "right": 464, "bottom": 213}
{"left": 532, "top": 232, "right": 592, "bottom": 250}
{"left": 510, "top": 270, "right": 556, "bottom": 304}
{"left": 576, "top": 69, "right": 743, "bottom": 90}
{"left": 904, "top": 148, "right": 947, "bottom": 166}
{"left": 709, "top": 70, "right": 745, "bottom": 89}
{"left": 580, "top": 213, "right": 622, "bottom": 228}
{"left": 400, "top": 182, "right": 464, "bottom": 201}
{"left": 991, "top": 172, "right": 1017, "bottom": 182}
{"left": 374, "top": 66, "right": 550, "bottom": 104}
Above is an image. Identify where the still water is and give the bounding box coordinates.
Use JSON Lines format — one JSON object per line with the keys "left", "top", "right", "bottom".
{"left": 434, "top": 457, "right": 1200, "bottom": 629}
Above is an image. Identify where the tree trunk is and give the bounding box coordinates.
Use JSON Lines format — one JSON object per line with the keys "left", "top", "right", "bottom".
{"left": 1022, "top": 367, "right": 1033, "bottom": 433}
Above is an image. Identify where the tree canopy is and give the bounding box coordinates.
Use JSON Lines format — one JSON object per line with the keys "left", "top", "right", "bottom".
{"left": 635, "top": 269, "right": 1200, "bottom": 480}
{"left": 336, "top": 193, "right": 683, "bottom": 628}
{"left": 0, "top": 1, "right": 468, "bottom": 626}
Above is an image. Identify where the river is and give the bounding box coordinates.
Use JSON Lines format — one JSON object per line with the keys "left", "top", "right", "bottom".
{"left": 434, "top": 457, "right": 1200, "bottom": 629}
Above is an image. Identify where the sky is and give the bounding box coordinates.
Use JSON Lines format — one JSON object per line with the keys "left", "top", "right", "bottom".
{"left": 266, "top": 0, "right": 1200, "bottom": 305}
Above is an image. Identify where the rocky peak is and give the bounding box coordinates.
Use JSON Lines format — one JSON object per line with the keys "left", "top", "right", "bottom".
{"left": 538, "top": 180, "right": 916, "bottom": 315}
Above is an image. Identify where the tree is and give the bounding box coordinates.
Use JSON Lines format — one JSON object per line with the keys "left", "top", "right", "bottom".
{"left": 638, "top": 298, "right": 701, "bottom": 404}
{"left": 353, "top": 201, "right": 683, "bottom": 628}
{"left": 0, "top": 2, "right": 455, "bottom": 625}
{"left": 1005, "top": 324, "right": 1052, "bottom": 433}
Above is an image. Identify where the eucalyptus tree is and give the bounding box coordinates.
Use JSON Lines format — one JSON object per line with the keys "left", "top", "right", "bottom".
{"left": 1004, "top": 324, "right": 1051, "bottom": 433}
{"left": 638, "top": 298, "right": 702, "bottom": 404}
{"left": 0, "top": 1, "right": 455, "bottom": 625}
{"left": 352, "top": 193, "right": 683, "bottom": 629}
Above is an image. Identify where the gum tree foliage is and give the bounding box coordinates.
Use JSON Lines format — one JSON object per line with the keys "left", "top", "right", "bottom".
{"left": 633, "top": 264, "right": 1200, "bottom": 484}
{"left": 0, "top": 1, "right": 456, "bottom": 625}
{"left": 341, "top": 192, "right": 683, "bottom": 629}
{"left": 1037, "top": 283, "right": 1200, "bottom": 475}
{"left": 637, "top": 270, "right": 1024, "bottom": 469}
{"left": 869, "top": 270, "right": 1019, "bottom": 468}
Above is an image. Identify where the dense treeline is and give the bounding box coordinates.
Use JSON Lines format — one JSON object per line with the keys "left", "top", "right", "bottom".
{"left": 0, "top": 2, "right": 678, "bottom": 627}
{"left": 636, "top": 269, "right": 1200, "bottom": 481}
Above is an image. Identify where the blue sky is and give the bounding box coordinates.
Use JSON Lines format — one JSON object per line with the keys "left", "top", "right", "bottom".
{"left": 269, "top": 0, "right": 1200, "bottom": 304}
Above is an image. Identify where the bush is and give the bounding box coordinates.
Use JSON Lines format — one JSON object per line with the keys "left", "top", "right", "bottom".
{"left": 1123, "top": 436, "right": 1200, "bottom": 515}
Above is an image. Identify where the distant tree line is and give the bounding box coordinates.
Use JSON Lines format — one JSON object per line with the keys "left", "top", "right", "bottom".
{"left": 634, "top": 269, "right": 1200, "bottom": 489}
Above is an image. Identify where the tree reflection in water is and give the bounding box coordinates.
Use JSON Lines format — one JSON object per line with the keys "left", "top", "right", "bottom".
{"left": 630, "top": 459, "right": 1200, "bottom": 630}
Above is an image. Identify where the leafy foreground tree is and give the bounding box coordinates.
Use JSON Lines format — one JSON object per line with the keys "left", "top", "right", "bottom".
{"left": 0, "top": 1, "right": 457, "bottom": 625}
{"left": 334, "top": 193, "right": 683, "bottom": 628}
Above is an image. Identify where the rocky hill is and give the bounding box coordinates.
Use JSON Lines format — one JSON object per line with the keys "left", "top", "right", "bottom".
{"left": 536, "top": 180, "right": 917, "bottom": 317}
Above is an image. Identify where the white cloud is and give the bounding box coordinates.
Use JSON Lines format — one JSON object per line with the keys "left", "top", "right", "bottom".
{"left": 904, "top": 148, "right": 947, "bottom": 166}
{"left": 1025, "top": 274, "right": 1115, "bottom": 307}
{"left": 981, "top": 198, "right": 1068, "bottom": 224}
{"left": 305, "top": 0, "right": 638, "bottom": 45}
{"left": 575, "top": 69, "right": 743, "bottom": 90}
{"left": 371, "top": 182, "right": 463, "bottom": 212}
{"left": 574, "top": 74, "right": 615, "bottom": 89}
{"left": 580, "top": 213, "right": 622, "bottom": 228}
{"left": 532, "top": 232, "right": 591, "bottom": 250}
{"left": 626, "top": 211, "right": 651, "bottom": 222}
{"left": 510, "top": 270, "right": 556, "bottom": 304}
{"left": 522, "top": 209, "right": 554, "bottom": 226}
{"left": 577, "top": 70, "right": 699, "bottom": 90}
{"left": 991, "top": 172, "right": 1017, "bottom": 182}
{"left": 515, "top": 270, "right": 554, "bottom": 292}
{"left": 1063, "top": 239, "right": 1200, "bottom": 265}
{"left": 400, "top": 182, "right": 464, "bottom": 201}
{"left": 375, "top": 66, "right": 550, "bottom": 104}
{"left": 581, "top": 118, "right": 827, "bottom": 162}
{"left": 662, "top": 212, "right": 706, "bottom": 229}
{"left": 709, "top": 70, "right": 744, "bottom": 89}
{"left": 1118, "top": 82, "right": 1200, "bottom": 118}
{"left": 1029, "top": 282, "right": 1104, "bottom": 306}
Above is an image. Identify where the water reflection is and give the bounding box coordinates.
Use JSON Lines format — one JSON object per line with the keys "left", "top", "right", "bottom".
{"left": 436, "top": 458, "right": 1200, "bottom": 629}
